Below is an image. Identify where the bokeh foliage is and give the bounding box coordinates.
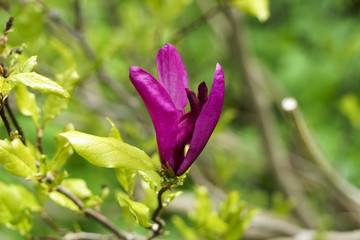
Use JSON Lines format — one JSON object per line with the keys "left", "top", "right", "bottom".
{"left": 1, "top": 0, "right": 360, "bottom": 239}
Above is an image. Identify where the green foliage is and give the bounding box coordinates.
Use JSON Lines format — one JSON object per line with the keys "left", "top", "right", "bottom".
{"left": 6, "top": 73, "right": 70, "bottom": 98}
{"left": 61, "top": 130, "right": 159, "bottom": 171}
{"left": 0, "top": 138, "right": 37, "bottom": 178}
{"left": 49, "top": 191, "right": 80, "bottom": 212}
{"left": 117, "top": 192, "right": 152, "bottom": 227}
{"left": 50, "top": 123, "right": 74, "bottom": 172}
{"left": 62, "top": 178, "right": 92, "bottom": 199}
{"left": 173, "top": 186, "right": 256, "bottom": 240}
{"left": 0, "top": 182, "right": 40, "bottom": 234}
{"left": 43, "top": 66, "right": 80, "bottom": 125}
{"left": 14, "top": 84, "right": 40, "bottom": 127}
{"left": 339, "top": 94, "right": 360, "bottom": 128}
{"left": 228, "top": 0, "right": 270, "bottom": 22}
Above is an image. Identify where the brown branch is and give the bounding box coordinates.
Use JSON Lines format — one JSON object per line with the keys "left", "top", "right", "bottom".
{"left": 148, "top": 186, "right": 171, "bottom": 240}
{"left": 0, "top": 99, "right": 13, "bottom": 136}
{"left": 283, "top": 99, "right": 360, "bottom": 225}
{"left": 55, "top": 185, "right": 129, "bottom": 239}
{"left": 171, "top": 4, "right": 224, "bottom": 44}
{"left": 74, "top": 0, "right": 83, "bottom": 32}
{"left": 30, "top": 232, "right": 118, "bottom": 240}
{"left": 213, "top": 4, "right": 319, "bottom": 227}
{"left": 40, "top": 210, "right": 67, "bottom": 234}
{"left": 4, "top": 98, "right": 26, "bottom": 144}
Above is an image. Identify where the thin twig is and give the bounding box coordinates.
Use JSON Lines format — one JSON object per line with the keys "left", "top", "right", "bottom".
{"left": 148, "top": 186, "right": 171, "bottom": 240}
{"left": 171, "top": 4, "right": 224, "bottom": 44}
{"left": 286, "top": 105, "right": 360, "bottom": 225}
{"left": 74, "top": 0, "right": 83, "bottom": 32}
{"left": 0, "top": 100, "right": 13, "bottom": 136}
{"left": 55, "top": 185, "right": 128, "bottom": 239}
{"left": 36, "top": 127, "right": 44, "bottom": 154}
{"left": 4, "top": 97, "right": 26, "bottom": 144}
{"left": 40, "top": 209, "right": 68, "bottom": 234}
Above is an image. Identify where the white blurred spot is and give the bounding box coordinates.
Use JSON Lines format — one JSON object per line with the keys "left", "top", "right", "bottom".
{"left": 281, "top": 97, "right": 298, "bottom": 111}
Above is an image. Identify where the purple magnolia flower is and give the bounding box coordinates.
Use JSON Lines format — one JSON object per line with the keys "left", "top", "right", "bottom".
{"left": 129, "top": 44, "right": 224, "bottom": 176}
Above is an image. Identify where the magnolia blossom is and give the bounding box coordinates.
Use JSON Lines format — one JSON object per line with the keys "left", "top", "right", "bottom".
{"left": 129, "top": 44, "right": 224, "bottom": 176}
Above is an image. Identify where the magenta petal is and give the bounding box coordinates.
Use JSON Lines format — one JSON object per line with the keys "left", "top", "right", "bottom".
{"left": 129, "top": 66, "right": 178, "bottom": 169}
{"left": 176, "top": 63, "right": 225, "bottom": 175}
{"left": 156, "top": 44, "right": 189, "bottom": 118}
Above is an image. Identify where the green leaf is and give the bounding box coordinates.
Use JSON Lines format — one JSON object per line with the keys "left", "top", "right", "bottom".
{"left": 138, "top": 169, "right": 161, "bottom": 190}
{"left": 61, "top": 131, "right": 159, "bottom": 171}
{"left": 0, "top": 182, "right": 40, "bottom": 233}
{"left": 0, "top": 138, "right": 37, "bottom": 177}
{"left": 49, "top": 191, "right": 80, "bottom": 212}
{"left": 7, "top": 72, "right": 70, "bottom": 98}
{"left": 107, "top": 118, "right": 123, "bottom": 141}
{"left": 117, "top": 192, "right": 151, "bottom": 227}
{"left": 51, "top": 124, "right": 74, "bottom": 172}
{"left": 140, "top": 180, "right": 158, "bottom": 211}
{"left": 114, "top": 168, "right": 136, "bottom": 196}
{"left": 229, "top": 0, "right": 270, "bottom": 22}
{"left": 172, "top": 215, "right": 198, "bottom": 239}
{"left": 162, "top": 190, "right": 183, "bottom": 207}
{"left": 43, "top": 67, "right": 80, "bottom": 125}
{"left": 219, "top": 191, "right": 243, "bottom": 221}
{"left": 339, "top": 94, "right": 360, "bottom": 128}
{"left": 14, "top": 84, "right": 40, "bottom": 127}
{"left": 0, "top": 76, "right": 14, "bottom": 98}
{"left": 11, "top": 56, "right": 38, "bottom": 74}
{"left": 62, "top": 178, "right": 92, "bottom": 199}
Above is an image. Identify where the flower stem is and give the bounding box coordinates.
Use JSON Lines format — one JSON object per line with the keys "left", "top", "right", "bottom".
{"left": 148, "top": 185, "right": 171, "bottom": 240}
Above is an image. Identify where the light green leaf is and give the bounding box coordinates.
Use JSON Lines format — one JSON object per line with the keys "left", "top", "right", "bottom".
{"left": 339, "top": 94, "right": 360, "bottom": 128}
{"left": 219, "top": 191, "right": 243, "bottom": 221}
{"left": 14, "top": 84, "right": 40, "bottom": 127}
{"left": 163, "top": 190, "right": 183, "bottom": 207}
{"left": 62, "top": 178, "right": 92, "bottom": 199}
{"left": 49, "top": 191, "right": 80, "bottom": 212}
{"left": 0, "top": 76, "right": 14, "bottom": 98}
{"left": 7, "top": 72, "right": 70, "bottom": 98}
{"left": 107, "top": 118, "right": 123, "bottom": 141}
{"left": 114, "top": 168, "right": 136, "bottom": 196}
{"left": 117, "top": 192, "right": 151, "bottom": 227}
{"left": 61, "top": 131, "right": 158, "bottom": 171}
{"left": 51, "top": 124, "right": 74, "bottom": 172}
{"left": 0, "top": 138, "right": 37, "bottom": 177}
{"left": 140, "top": 180, "right": 158, "bottom": 211}
{"left": 138, "top": 169, "right": 161, "bottom": 190}
{"left": 229, "top": 0, "right": 270, "bottom": 22}
{"left": 11, "top": 56, "right": 38, "bottom": 74}
{"left": 0, "top": 182, "right": 40, "bottom": 233}
{"left": 172, "top": 215, "right": 198, "bottom": 240}
{"left": 43, "top": 67, "right": 79, "bottom": 125}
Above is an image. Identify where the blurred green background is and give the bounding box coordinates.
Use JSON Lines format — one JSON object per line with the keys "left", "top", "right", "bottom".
{"left": 1, "top": 0, "right": 360, "bottom": 239}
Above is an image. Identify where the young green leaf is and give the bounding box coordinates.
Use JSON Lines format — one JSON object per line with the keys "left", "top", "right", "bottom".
{"left": 14, "top": 84, "right": 40, "bottom": 127}
{"left": 0, "top": 138, "right": 37, "bottom": 177}
{"left": 61, "top": 131, "right": 159, "bottom": 171}
{"left": 0, "top": 182, "right": 40, "bottom": 233}
{"left": 117, "top": 192, "right": 152, "bottom": 227}
{"left": 49, "top": 191, "right": 80, "bottom": 212}
{"left": 11, "top": 56, "right": 38, "bottom": 74}
{"left": 7, "top": 72, "right": 70, "bottom": 98}
{"left": 229, "top": 0, "right": 270, "bottom": 22}
{"left": 107, "top": 117, "right": 123, "bottom": 141}
{"left": 114, "top": 168, "right": 136, "bottom": 197}
{"left": 51, "top": 124, "right": 74, "bottom": 172}
{"left": 43, "top": 67, "right": 79, "bottom": 125}
{"left": 62, "top": 178, "right": 92, "bottom": 199}
{"left": 172, "top": 215, "right": 198, "bottom": 240}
